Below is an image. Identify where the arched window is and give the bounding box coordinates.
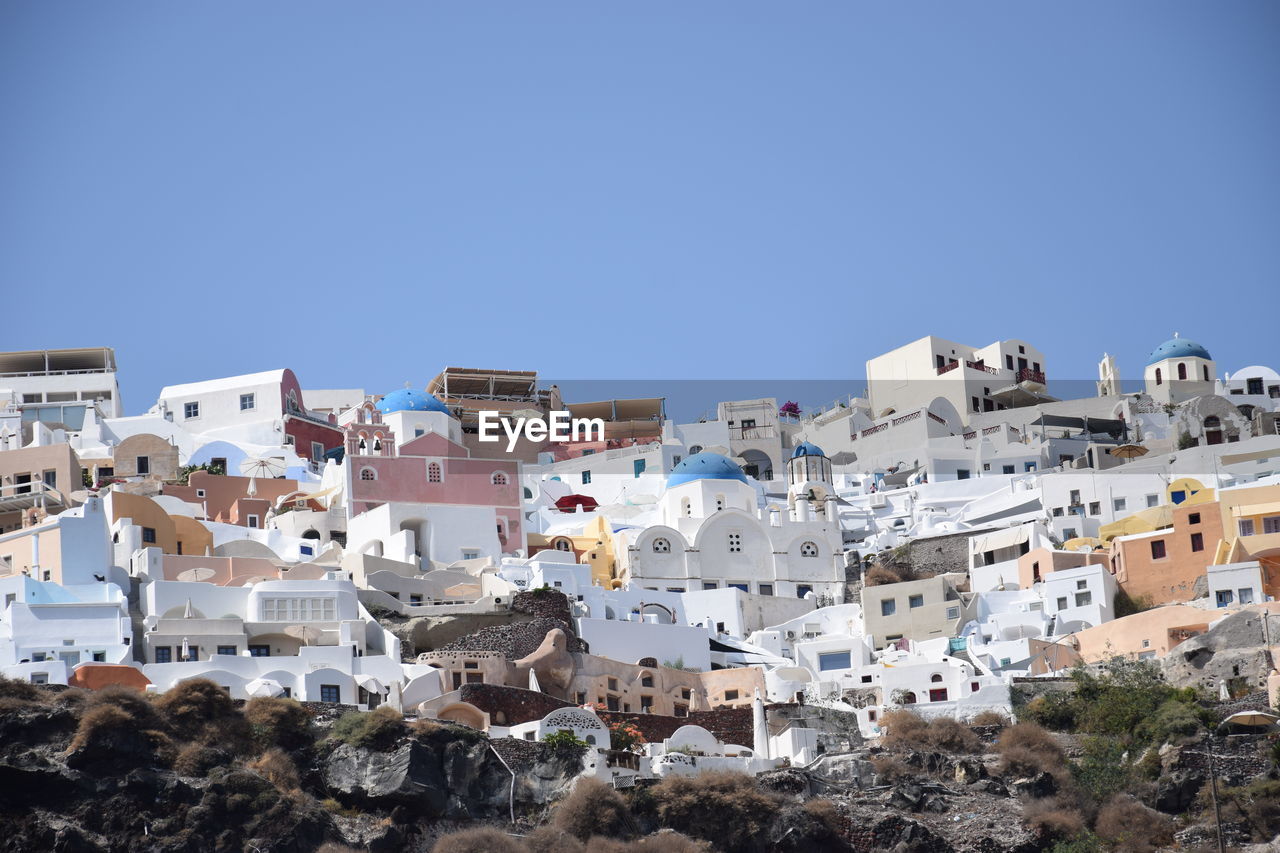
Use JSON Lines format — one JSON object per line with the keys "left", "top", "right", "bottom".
{"left": 1177, "top": 362, "right": 1187, "bottom": 381}
{"left": 554, "top": 538, "right": 572, "bottom": 552}
{"left": 492, "top": 471, "right": 509, "bottom": 486}
{"left": 1204, "top": 416, "right": 1221, "bottom": 429}
{"left": 652, "top": 537, "right": 671, "bottom": 553}
{"left": 523, "top": 487, "right": 533, "bottom": 499}
{"left": 359, "top": 468, "right": 376, "bottom": 481}
{"left": 427, "top": 462, "right": 441, "bottom": 483}
{"left": 689, "top": 445, "right": 703, "bottom": 455}
{"left": 800, "top": 541, "right": 819, "bottom": 557}
{"left": 1155, "top": 368, "right": 1162, "bottom": 385}
{"left": 930, "top": 673, "right": 943, "bottom": 683}
{"left": 902, "top": 691, "right": 917, "bottom": 705}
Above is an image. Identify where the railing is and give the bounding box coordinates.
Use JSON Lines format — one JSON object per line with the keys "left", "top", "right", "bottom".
{"left": 736, "top": 426, "right": 777, "bottom": 440}
{"left": 1016, "top": 368, "right": 1046, "bottom": 384}
{"left": 861, "top": 423, "right": 889, "bottom": 438}
{"left": 936, "top": 361, "right": 960, "bottom": 376}
{"left": 967, "top": 360, "right": 1000, "bottom": 375}
{"left": 927, "top": 412, "right": 948, "bottom": 425}
{"left": 891, "top": 411, "right": 922, "bottom": 427}
{"left": 0, "top": 368, "right": 112, "bottom": 378}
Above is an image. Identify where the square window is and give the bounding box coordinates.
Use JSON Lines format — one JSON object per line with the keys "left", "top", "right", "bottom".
{"left": 1088, "top": 502, "right": 1100, "bottom": 516}
{"left": 1056, "top": 597, "right": 1068, "bottom": 610}
{"left": 239, "top": 393, "right": 255, "bottom": 411}
{"left": 818, "top": 651, "right": 852, "bottom": 671}
{"left": 758, "top": 583, "right": 773, "bottom": 596}
{"left": 1150, "top": 540, "right": 1167, "bottom": 559}
{"left": 1188, "top": 512, "right": 1201, "bottom": 525}
{"left": 1076, "top": 580, "right": 1087, "bottom": 590}
{"left": 141, "top": 527, "right": 157, "bottom": 544}
{"left": 1146, "top": 494, "right": 1159, "bottom": 508}
{"left": 183, "top": 402, "right": 199, "bottom": 419}
{"left": 1002, "top": 465, "right": 1015, "bottom": 475}
{"left": 908, "top": 594, "right": 924, "bottom": 609}
{"left": 881, "top": 599, "right": 896, "bottom": 616}
{"left": 154, "top": 646, "right": 172, "bottom": 663}
{"left": 1238, "top": 519, "right": 1255, "bottom": 537}
{"left": 945, "top": 606, "right": 960, "bottom": 619}
{"left": 1075, "top": 591, "right": 1092, "bottom": 607}
{"left": 724, "top": 689, "right": 739, "bottom": 701}
{"left": 320, "top": 684, "right": 341, "bottom": 703}
{"left": 1113, "top": 497, "right": 1126, "bottom": 512}
{"left": 1238, "top": 588, "right": 1255, "bottom": 605}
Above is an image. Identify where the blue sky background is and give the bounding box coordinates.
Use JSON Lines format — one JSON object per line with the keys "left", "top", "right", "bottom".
{"left": 3, "top": 2, "right": 1278, "bottom": 417}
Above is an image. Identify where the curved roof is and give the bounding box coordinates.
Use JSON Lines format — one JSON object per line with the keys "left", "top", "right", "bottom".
{"left": 375, "top": 388, "right": 452, "bottom": 415}
{"left": 790, "top": 442, "right": 826, "bottom": 459}
{"left": 666, "top": 452, "right": 750, "bottom": 488}
{"left": 1147, "top": 337, "right": 1212, "bottom": 366}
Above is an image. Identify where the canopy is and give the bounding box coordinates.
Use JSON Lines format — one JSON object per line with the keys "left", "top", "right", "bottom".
{"left": 355, "top": 674, "right": 388, "bottom": 694}
{"left": 970, "top": 525, "right": 1031, "bottom": 554}
{"left": 555, "top": 494, "right": 599, "bottom": 513}
{"left": 245, "top": 678, "right": 285, "bottom": 698}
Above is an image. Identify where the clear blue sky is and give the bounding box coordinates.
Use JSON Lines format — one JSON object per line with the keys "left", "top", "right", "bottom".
{"left": 3, "top": 2, "right": 1278, "bottom": 416}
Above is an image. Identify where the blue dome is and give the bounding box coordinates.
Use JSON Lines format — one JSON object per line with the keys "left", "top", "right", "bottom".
{"left": 791, "top": 442, "right": 825, "bottom": 459}
{"left": 1147, "top": 338, "right": 1212, "bottom": 366}
{"left": 375, "top": 388, "right": 452, "bottom": 416}
{"left": 666, "top": 452, "right": 751, "bottom": 488}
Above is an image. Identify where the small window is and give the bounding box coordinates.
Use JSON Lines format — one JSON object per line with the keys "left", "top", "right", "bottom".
{"left": 1188, "top": 512, "right": 1201, "bottom": 525}
{"left": 217, "top": 645, "right": 236, "bottom": 656}
{"left": 723, "top": 689, "right": 739, "bottom": 701}
{"left": 136, "top": 456, "right": 150, "bottom": 475}
{"left": 1056, "top": 597, "right": 1068, "bottom": 610}
{"left": 141, "top": 527, "right": 157, "bottom": 544}
{"left": 945, "top": 606, "right": 960, "bottom": 619}
{"left": 154, "top": 646, "right": 172, "bottom": 663}
{"left": 320, "top": 684, "right": 341, "bottom": 703}
{"left": 1002, "top": 465, "right": 1015, "bottom": 475}
{"left": 360, "top": 468, "right": 376, "bottom": 480}
{"left": 196, "top": 489, "right": 206, "bottom": 498}
{"left": 957, "top": 469, "right": 970, "bottom": 480}
{"left": 1088, "top": 502, "right": 1100, "bottom": 516}
{"left": 796, "top": 584, "right": 813, "bottom": 598}
{"left": 1063, "top": 528, "right": 1077, "bottom": 540}
{"left": 492, "top": 471, "right": 508, "bottom": 486}
{"left": 249, "top": 645, "right": 270, "bottom": 657}
{"left": 1113, "top": 497, "right": 1126, "bottom": 512}
{"left": 554, "top": 539, "right": 572, "bottom": 552}
{"left": 1264, "top": 516, "right": 1280, "bottom": 535}
{"left": 311, "top": 441, "right": 324, "bottom": 462}
{"left": 1190, "top": 532, "right": 1204, "bottom": 552}
{"left": 703, "top": 581, "right": 718, "bottom": 590}
{"left": 818, "top": 651, "right": 852, "bottom": 671}
{"left": 1150, "top": 540, "right": 1167, "bottom": 559}
{"left": 799, "top": 541, "right": 819, "bottom": 557}
{"left": 881, "top": 598, "right": 896, "bottom": 616}
{"left": 1075, "top": 591, "right": 1092, "bottom": 607}
{"left": 184, "top": 401, "right": 199, "bottom": 419}
{"left": 908, "top": 594, "right": 924, "bottom": 609}
{"left": 239, "top": 393, "right": 255, "bottom": 411}
{"left": 1147, "top": 494, "right": 1159, "bottom": 508}
{"left": 652, "top": 537, "right": 671, "bottom": 553}
{"left": 1238, "top": 519, "right": 1255, "bottom": 537}
{"left": 428, "top": 462, "right": 442, "bottom": 483}
{"left": 247, "top": 514, "right": 259, "bottom": 529}
{"left": 1052, "top": 507, "right": 1064, "bottom": 517}
{"left": 758, "top": 583, "right": 773, "bottom": 596}
{"left": 1076, "top": 580, "right": 1088, "bottom": 590}
{"left": 581, "top": 470, "right": 592, "bottom": 485}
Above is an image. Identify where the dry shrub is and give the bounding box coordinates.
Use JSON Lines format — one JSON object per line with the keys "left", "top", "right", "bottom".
{"left": 68, "top": 705, "right": 134, "bottom": 754}
{"left": 925, "top": 717, "right": 981, "bottom": 753}
{"left": 970, "top": 710, "right": 1008, "bottom": 727}
{"left": 154, "top": 678, "right": 234, "bottom": 736}
{"left": 1094, "top": 794, "right": 1173, "bottom": 852}
{"left": 248, "top": 747, "right": 300, "bottom": 791}
{"left": 651, "top": 770, "right": 780, "bottom": 852}
{"left": 195, "top": 712, "right": 255, "bottom": 755}
{"left": 84, "top": 685, "right": 164, "bottom": 731}
{"left": 0, "top": 677, "right": 46, "bottom": 706}
{"left": 173, "top": 743, "right": 229, "bottom": 776}
{"left": 244, "top": 696, "right": 312, "bottom": 750}
{"left": 430, "top": 827, "right": 524, "bottom": 853}
{"left": 863, "top": 567, "right": 902, "bottom": 586}
{"left": 331, "top": 706, "right": 404, "bottom": 750}
{"left": 523, "top": 825, "right": 585, "bottom": 853}
{"left": 409, "top": 718, "right": 445, "bottom": 737}
{"left": 802, "top": 798, "right": 845, "bottom": 838}
{"left": 870, "top": 754, "right": 916, "bottom": 783}
{"left": 68, "top": 703, "right": 173, "bottom": 768}
{"left": 880, "top": 709, "right": 930, "bottom": 751}
{"left": 630, "top": 832, "right": 712, "bottom": 852}
{"left": 553, "top": 777, "right": 634, "bottom": 841}
{"left": 995, "top": 722, "right": 1065, "bottom": 779}
{"left": 1024, "top": 797, "right": 1087, "bottom": 839}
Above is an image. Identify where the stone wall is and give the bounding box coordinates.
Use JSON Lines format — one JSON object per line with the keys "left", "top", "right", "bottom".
{"left": 459, "top": 683, "right": 574, "bottom": 727}
{"left": 434, "top": 590, "right": 585, "bottom": 660}
{"left": 876, "top": 530, "right": 977, "bottom": 581}
{"left": 604, "top": 707, "right": 755, "bottom": 751}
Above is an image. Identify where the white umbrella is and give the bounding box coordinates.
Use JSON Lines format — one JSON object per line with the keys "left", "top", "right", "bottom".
{"left": 240, "top": 455, "right": 287, "bottom": 498}
{"left": 180, "top": 637, "right": 191, "bottom": 661}
{"left": 245, "top": 677, "right": 285, "bottom": 698}
{"left": 285, "top": 624, "right": 322, "bottom": 647}
{"left": 355, "top": 674, "right": 387, "bottom": 694}
{"left": 177, "top": 567, "right": 217, "bottom": 584}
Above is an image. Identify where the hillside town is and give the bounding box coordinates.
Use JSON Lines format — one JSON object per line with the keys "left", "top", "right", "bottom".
{"left": 2, "top": 336, "right": 1280, "bottom": 850}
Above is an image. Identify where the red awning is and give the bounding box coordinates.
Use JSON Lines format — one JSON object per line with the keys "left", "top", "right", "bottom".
{"left": 555, "top": 494, "right": 599, "bottom": 513}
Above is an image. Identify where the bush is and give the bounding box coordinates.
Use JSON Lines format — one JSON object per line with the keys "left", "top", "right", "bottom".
{"left": 924, "top": 717, "right": 981, "bottom": 753}
{"left": 523, "top": 826, "right": 586, "bottom": 853}
{"left": 880, "top": 710, "right": 979, "bottom": 753}
{"left": 1071, "top": 737, "right": 1132, "bottom": 803}
{"left": 173, "top": 743, "right": 230, "bottom": 776}
{"left": 543, "top": 730, "right": 590, "bottom": 752}
{"left": 1020, "top": 692, "right": 1078, "bottom": 731}
{"left": 0, "top": 676, "right": 45, "bottom": 706}
{"left": 244, "top": 696, "right": 313, "bottom": 750}
{"left": 154, "top": 678, "right": 234, "bottom": 737}
{"left": 869, "top": 755, "right": 915, "bottom": 783}
{"left": 248, "top": 747, "right": 300, "bottom": 791}
{"left": 84, "top": 685, "right": 165, "bottom": 731}
{"left": 1024, "top": 797, "right": 1087, "bottom": 839}
{"left": 880, "top": 709, "right": 929, "bottom": 751}
{"left": 863, "top": 567, "right": 902, "bottom": 586}
{"left": 430, "top": 828, "right": 524, "bottom": 853}
{"left": 68, "top": 703, "right": 173, "bottom": 769}
{"left": 995, "top": 722, "right": 1066, "bottom": 780}
{"left": 969, "top": 710, "right": 1008, "bottom": 727}
{"left": 1094, "top": 794, "right": 1173, "bottom": 853}
{"left": 1135, "top": 698, "right": 1204, "bottom": 747}
{"left": 651, "top": 771, "right": 780, "bottom": 852}
{"left": 331, "top": 706, "right": 404, "bottom": 750}
{"left": 553, "top": 777, "right": 634, "bottom": 841}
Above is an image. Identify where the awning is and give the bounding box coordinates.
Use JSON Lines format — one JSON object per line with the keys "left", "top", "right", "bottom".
{"left": 970, "top": 525, "right": 1030, "bottom": 554}
{"left": 1231, "top": 501, "right": 1280, "bottom": 517}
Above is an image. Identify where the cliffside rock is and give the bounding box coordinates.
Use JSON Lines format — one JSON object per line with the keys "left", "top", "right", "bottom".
{"left": 1154, "top": 768, "right": 1206, "bottom": 813}
{"left": 324, "top": 741, "right": 450, "bottom": 814}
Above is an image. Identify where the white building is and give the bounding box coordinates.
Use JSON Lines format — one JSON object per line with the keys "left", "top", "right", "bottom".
{"left": 0, "top": 347, "right": 123, "bottom": 418}
{"left": 0, "top": 576, "right": 132, "bottom": 683}
{"left": 1144, "top": 336, "right": 1216, "bottom": 405}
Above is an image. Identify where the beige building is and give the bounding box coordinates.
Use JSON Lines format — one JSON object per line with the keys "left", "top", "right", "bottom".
{"left": 0, "top": 443, "right": 81, "bottom": 533}
{"left": 861, "top": 572, "right": 973, "bottom": 650}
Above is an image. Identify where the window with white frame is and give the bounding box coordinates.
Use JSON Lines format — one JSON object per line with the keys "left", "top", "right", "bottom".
{"left": 260, "top": 597, "right": 337, "bottom": 622}
{"left": 800, "top": 541, "right": 818, "bottom": 557}
{"left": 310, "top": 441, "right": 324, "bottom": 461}
{"left": 1263, "top": 516, "right": 1280, "bottom": 535}
{"left": 240, "top": 393, "right": 255, "bottom": 411}
{"left": 818, "top": 651, "right": 851, "bottom": 671}
{"left": 1239, "top": 519, "right": 1256, "bottom": 536}
{"left": 184, "top": 401, "right": 199, "bottom": 419}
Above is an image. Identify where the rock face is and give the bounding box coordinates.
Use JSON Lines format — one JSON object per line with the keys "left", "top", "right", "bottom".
{"left": 1162, "top": 609, "right": 1278, "bottom": 694}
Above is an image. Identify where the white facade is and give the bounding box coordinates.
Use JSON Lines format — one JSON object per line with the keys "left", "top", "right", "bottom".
{"left": 0, "top": 347, "right": 123, "bottom": 418}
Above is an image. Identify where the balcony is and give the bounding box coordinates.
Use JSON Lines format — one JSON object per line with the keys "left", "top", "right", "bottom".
{"left": 1016, "top": 368, "right": 1046, "bottom": 385}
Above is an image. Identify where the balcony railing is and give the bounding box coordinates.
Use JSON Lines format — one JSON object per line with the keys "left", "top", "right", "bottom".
{"left": 1016, "top": 368, "right": 1046, "bottom": 384}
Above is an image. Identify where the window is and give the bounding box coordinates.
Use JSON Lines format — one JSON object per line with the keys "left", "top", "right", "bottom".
{"left": 154, "top": 646, "right": 172, "bottom": 663}
{"left": 311, "top": 441, "right": 324, "bottom": 462}
{"left": 799, "top": 541, "right": 819, "bottom": 557}
{"left": 945, "top": 606, "right": 960, "bottom": 619}
{"left": 652, "top": 538, "right": 670, "bottom": 553}
{"left": 409, "top": 594, "right": 422, "bottom": 605}
{"left": 1155, "top": 368, "right": 1162, "bottom": 386}
{"left": 881, "top": 599, "right": 896, "bottom": 616}
{"left": 1052, "top": 507, "right": 1064, "bottom": 517}
{"left": 1177, "top": 362, "right": 1187, "bottom": 380}
{"left": 184, "top": 401, "right": 199, "bottom": 419}
{"left": 1190, "top": 532, "right": 1204, "bottom": 552}
{"left": 957, "top": 469, "right": 970, "bottom": 480}
{"left": 1150, "top": 540, "right": 1167, "bottom": 559}
{"left": 1239, "top": 519, "right": 1255, "bottom": 537}
{"left": 1074, "top": 591, "right": 1092, "bottom": 607}
{"left": 723, "top": 689, "right": 739, "bottom": 701}
{"left": 136, "top": 456, "right": 150, "bottom": 475}
{"left": 1215, "top": 590, "right": 1234, "bottom": 607}
{"left": 319, "top": 684, "right": 341, "bottom": 703}
{"left": 929, "top": 688, "right": 949, "bottom": 702}
{"left": 92, "top": 651, "right": 106, "bottom": 662}
{"left": 414, "top": 428, "right": 425, "bottom": 437}
{"left": 1147, "top": 494, "right": 1159, "bottom": 508}
{"left": 818, "top": 651, "right": 852, "bottom": 671}
{"left": 1113, "top": 497, "right": 1127, "bottom": 512}
{"left": 141, "top": 527, "right": 157, "bottom": 544}
{"left": 1063, "top": 528, "right": 1077, "bottom": 540}
{"left": 796, "top": 584, "right": 812, "bottom": 598}
{"left": 971, "top": 397, "right": 980, "bottom": 413}
{"left": 728, "top": 582, "right": 749, "bottom": 592}
{"left": 1002, "top": 465, "right": 1015, "bottom": 475}
{"left": 727, "top": 532, "right": 742, "bottom": 553}
{"left": 908, "top": 594, "right": 924, "bottom": 609}
{"left": 260, "top": 598, "right": 336, "bottom": 621}
{"left": 553, "top": 538, "right": 572, "bottom": 553}
{"left": 1069, "top": 490, "right": 1081, "bottom": 505}
{"left": 1056, "top": 597, "right": 1068, "bottom": 610}
{"left": 217, "top": 645, "right": 236, "bottom": 656}
{"left": 674, "top": 703, "right": 688, "bottom": 717}
{"left": 239, "top": 393, "right": 255, "bottom": 411}
{"left": 196, "top": 489, "right": 206, "bottom": 498}
{"left": 758, "top": 583, "right": 773, "bottom": 596}
{"left": 1188, "top": 512, "right": 1201, "bottom": 525}
{"left": 428, "top": 462, "right": 442, "bottom": 483}
{"left": 1238, "top": 588, "right": 1255, "bottom": 605}
{"left": 492, "top": 471, "right": 508, "bottom": 486}
{"left": 1088, "top": 502, "right": 1100, "bottom": 516}
{"left": 702, "top": 581, "right": 718, "bottom": 590}
{"left": 247, "top": 514, "right": 259, "bottom": 529}
{"left": 581, "top": 470, "right": 592, "bottom": 485}
{"left": 360, "top": 468, "right": 375, "bottom": 480}
{"left": 1264, "top": 516, "right": 1280, "bottom": 535}
{"left": 633, "top": 459, "right": 646, "bottom": 477}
